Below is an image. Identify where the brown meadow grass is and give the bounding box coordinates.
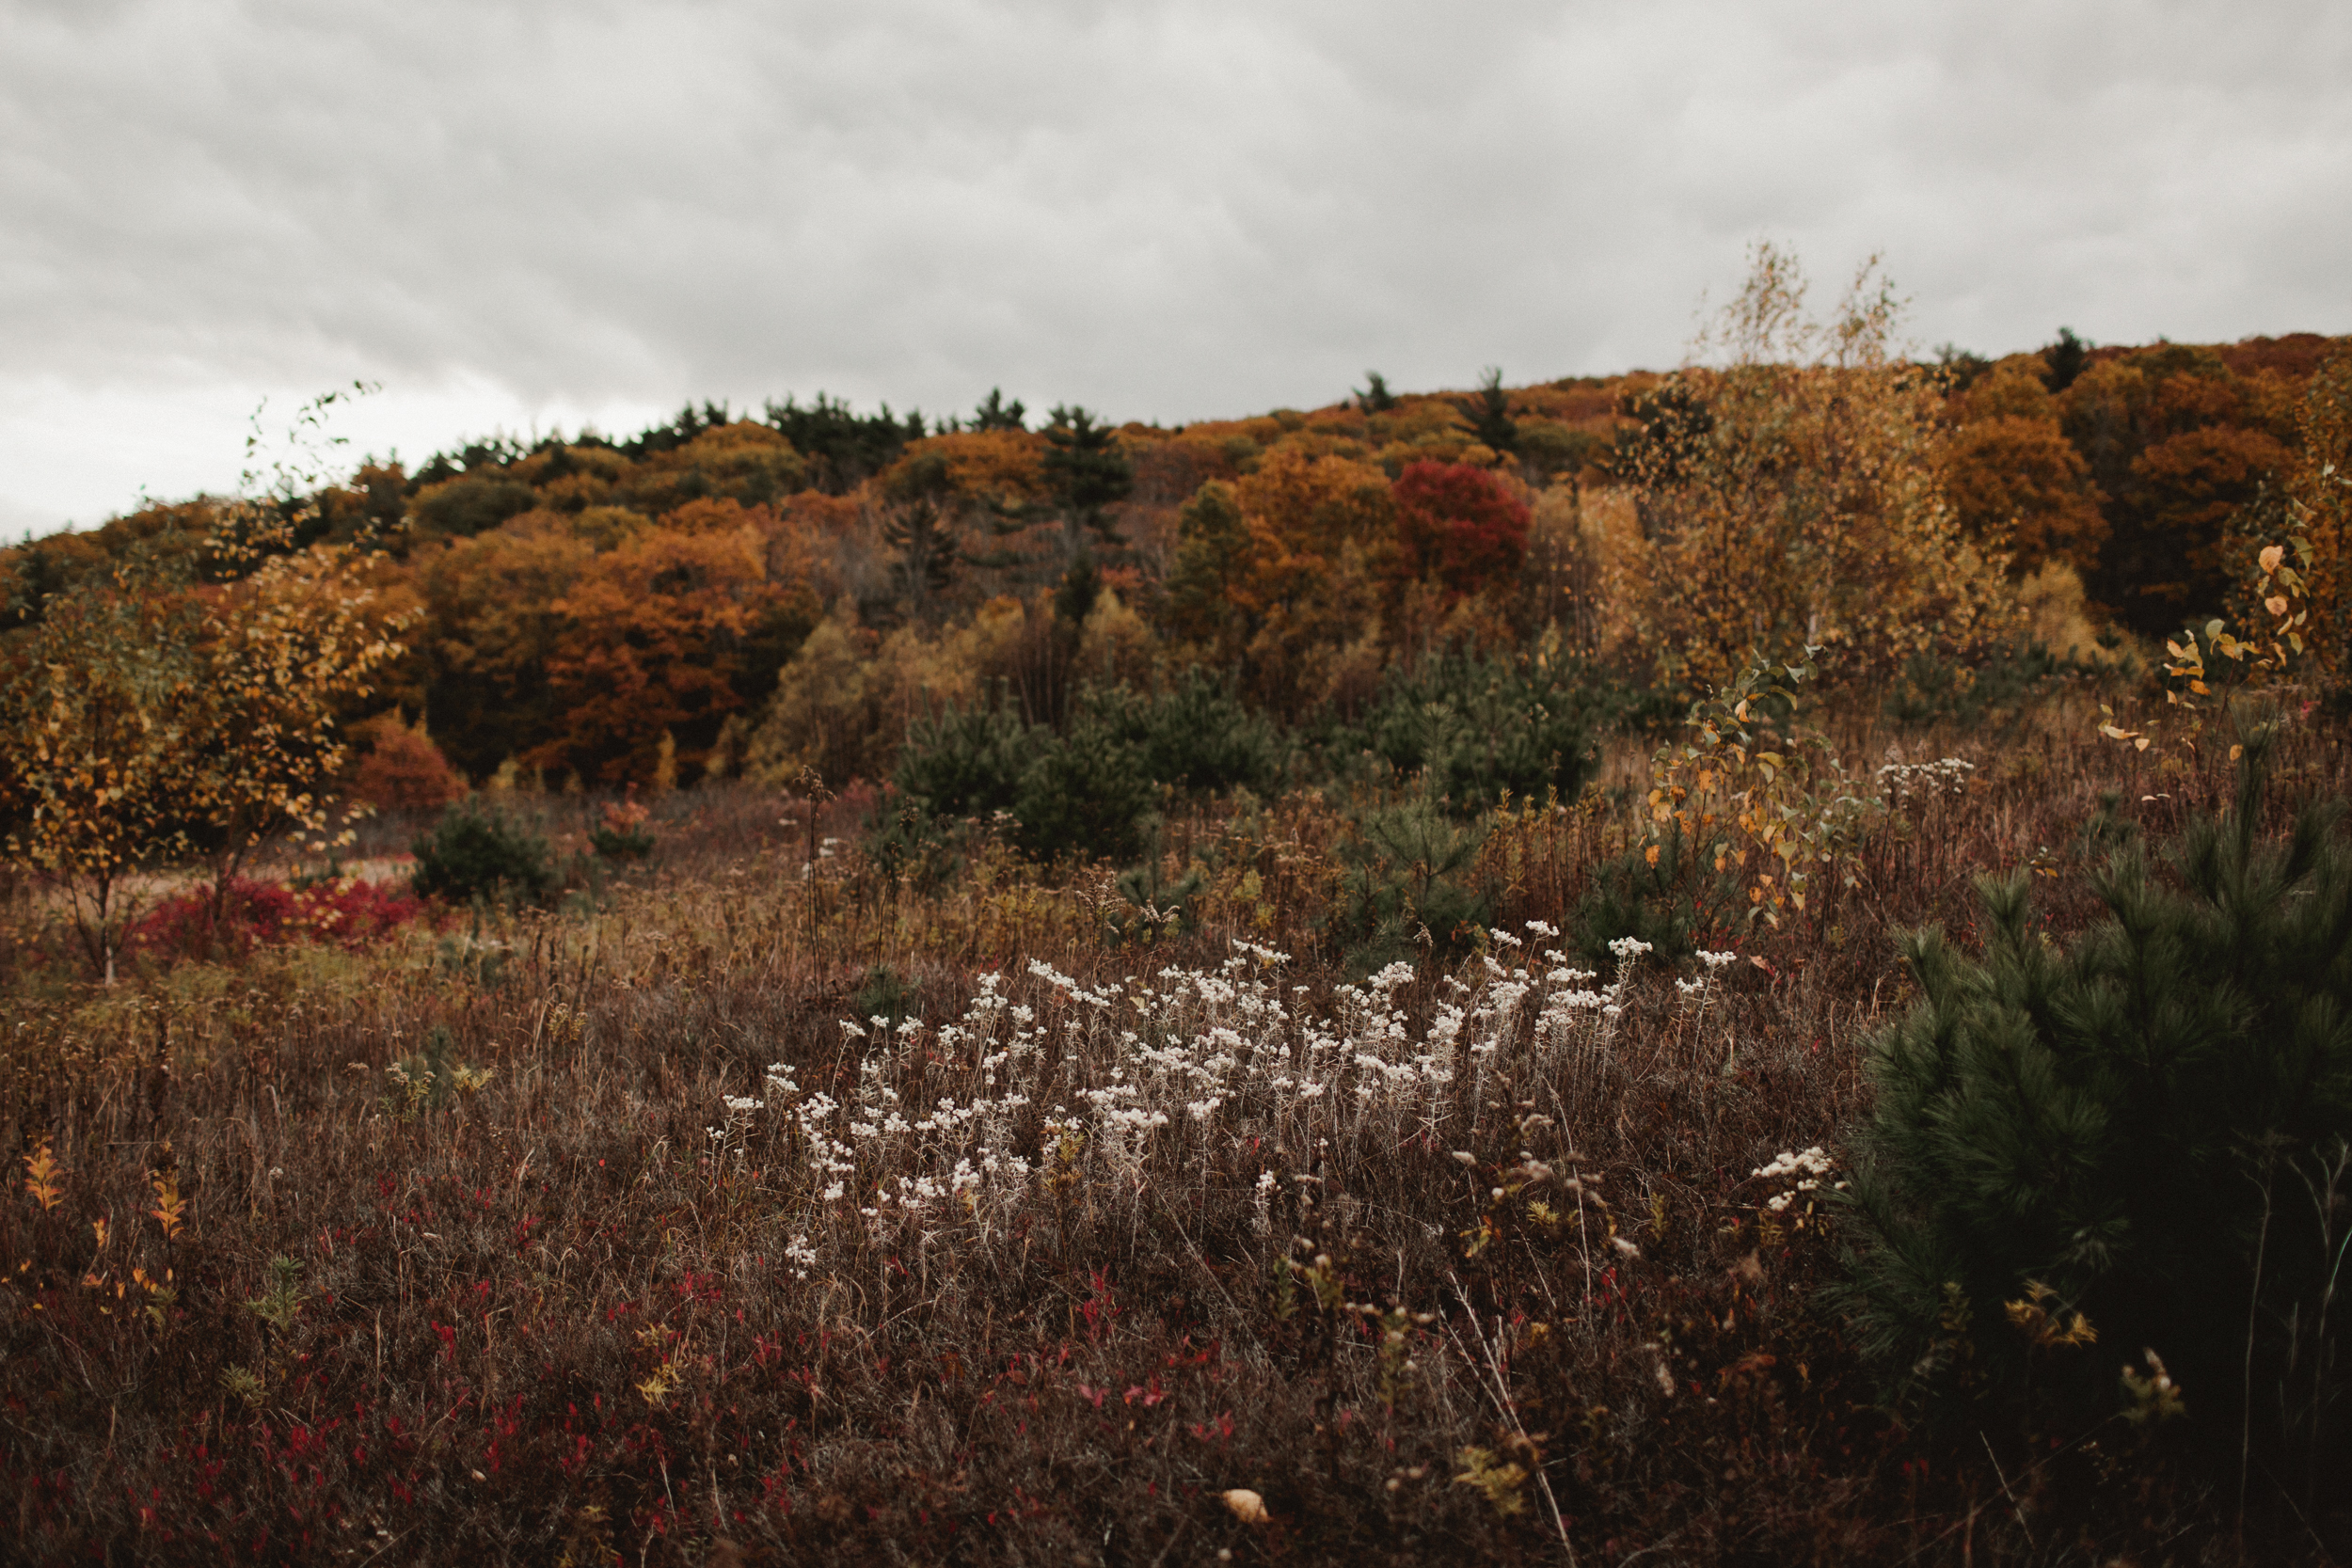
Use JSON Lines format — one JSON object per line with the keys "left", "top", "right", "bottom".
{"left": 3, "top": 697, "right": 2345, "bottom": 1565}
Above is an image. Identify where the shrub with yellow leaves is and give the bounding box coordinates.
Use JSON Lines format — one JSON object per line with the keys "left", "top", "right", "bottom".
{"left": 1645, "top": 650, "right": 1879, "bottom": 927}
{"left": 0, "top": 388, "right": 411, "bottom": 980}
{"left": 2098, "top": 536, "right": 2312, "bottom": 758}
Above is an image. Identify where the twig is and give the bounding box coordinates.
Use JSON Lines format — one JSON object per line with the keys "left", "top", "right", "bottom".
{"left": 1978, "top": 1430, "right": 2033, "bottom": 1549}
{"left": 1449, "top": 1273, "right": 1577, "bottom": 1566}
{"left": 2243, "top": 1148, "right": 2278, "bottom": 1531}
{"left": 1143, "top": 1513, "right": 1190, "bottom": 1568}
{"left": 1166, "top": 1209, "right": 1264, "bottom": 1361}
{"left": 1613, "top": 1523, "right": 1688, "bottom": 1565}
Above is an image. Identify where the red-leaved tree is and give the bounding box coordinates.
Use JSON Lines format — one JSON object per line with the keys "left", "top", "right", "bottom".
{"left": 1391, "top": 460, "right": 1530, "bottom": 598}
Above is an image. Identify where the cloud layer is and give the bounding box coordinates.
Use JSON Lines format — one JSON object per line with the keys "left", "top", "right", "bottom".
{"left": 4, "top": 0, "right": 2347, "bottom": 531}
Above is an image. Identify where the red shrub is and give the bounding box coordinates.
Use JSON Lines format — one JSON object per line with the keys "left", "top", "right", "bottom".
{"left": 1391, "top": 459, "right": 1531, "bottom": 596}
{"left": 128, "top": 876, "right": 427, "bottom": 961}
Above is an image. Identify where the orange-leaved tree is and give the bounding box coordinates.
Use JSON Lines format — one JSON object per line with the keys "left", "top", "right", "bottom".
{"left": 532, "top": 521, "right": 819, "bottom": 786}
{"left": 1938, "top": 356, "right": 2108, "bottom": 577}
{"left": 1226, "top": 448, "right": 1395, "bottom": 715}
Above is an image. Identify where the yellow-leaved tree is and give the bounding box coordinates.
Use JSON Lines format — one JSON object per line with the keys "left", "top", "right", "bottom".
{"left": 0, "top": 388, "right": 409, "bottom": 979}
{"left": 1612, "top": 244, "right": 2016, "bottom": 692}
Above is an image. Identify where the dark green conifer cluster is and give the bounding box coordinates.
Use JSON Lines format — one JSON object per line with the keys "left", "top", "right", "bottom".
{"left": 1844, "top": 732, "right": 2352, "bottom": 1481}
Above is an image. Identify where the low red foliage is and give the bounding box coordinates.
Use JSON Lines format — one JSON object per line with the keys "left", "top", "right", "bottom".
{"left": 128, "top": 875, "right": 428, "bottom": 961}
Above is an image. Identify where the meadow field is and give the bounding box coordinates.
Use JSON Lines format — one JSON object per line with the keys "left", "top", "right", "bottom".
{"left": 5, "top": 684, "right": 2346, "bottom": 1565}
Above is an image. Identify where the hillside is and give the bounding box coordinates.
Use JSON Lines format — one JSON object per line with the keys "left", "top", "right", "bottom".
{"left": 4, "top": 327, "right": 2340, "bottom": 801}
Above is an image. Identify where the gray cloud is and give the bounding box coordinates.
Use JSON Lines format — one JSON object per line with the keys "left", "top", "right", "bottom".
{"left": 3, "top": 0, "right": 2347, "bottom": 531}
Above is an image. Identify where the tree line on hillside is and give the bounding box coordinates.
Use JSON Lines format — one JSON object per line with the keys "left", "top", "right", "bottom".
{"left": 2, "top": 247, "right": 2347, "bottom": 818}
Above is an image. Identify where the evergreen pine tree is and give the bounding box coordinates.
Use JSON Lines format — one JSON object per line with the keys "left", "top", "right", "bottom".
{"left": 1041, "top": 404, "right": 1134, "bottom": 555}
{"left": 2041, "top": 325, "right": 2091, "bottom": 392}
{"left": 1459, "top": 368, "right": 1518, "bottom": 455}
{"left": 1842, "top": 733, "right": 2352, "bottom": 1479}
{"left": 970, "top": 388, "right": 1026, "bottom": 432}
{"left": 879, "top": 452, "right": 959, "bottom": 617}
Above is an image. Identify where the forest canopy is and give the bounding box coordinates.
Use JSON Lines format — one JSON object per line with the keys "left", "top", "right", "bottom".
{"left": 6, "top": 251, "right": 2344, "bottom": 799}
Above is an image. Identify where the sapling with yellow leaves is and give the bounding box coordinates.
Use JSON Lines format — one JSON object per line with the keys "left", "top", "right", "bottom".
{"left": 2099, "top": 536, "right": 2312, "bottom": 758}
{"left": 0, "top": 386, "right": 411, "bottom": 978}
{"left": 1644, "top": 649, "right": 1879, "bottom": 927}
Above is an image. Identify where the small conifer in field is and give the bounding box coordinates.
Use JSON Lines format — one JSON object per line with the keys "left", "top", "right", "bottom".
{"left": 1842, "top": 731, "right": 2352, "bottom": 1481}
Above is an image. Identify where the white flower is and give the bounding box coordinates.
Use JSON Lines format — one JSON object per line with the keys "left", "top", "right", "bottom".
{"left": 1607, "top": 936, "right": 1654, "bottom": 960}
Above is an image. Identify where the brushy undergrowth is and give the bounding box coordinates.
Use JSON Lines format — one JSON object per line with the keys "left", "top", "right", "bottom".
{"left": 1, "top": 705, "right": 2345, "bottom": 1564}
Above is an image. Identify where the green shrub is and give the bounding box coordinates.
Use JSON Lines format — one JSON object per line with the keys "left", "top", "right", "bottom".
{"left": 1100, "top": 669, "right": 1284, "bottom": 798}
{"left": 1841, "top": 736, "right": 2352, "bottom": 1474}
{"left": 1570, "top": 823, "right": 1737, "bottom": 971}
{"left": 1011, "top": 707, "right": 1153, "bottom": 863}
{"left": 588, "top": 797, "right": 656, "bottom": 862}
{"left": 411, "top": 802, "right": 557, "bottom": 906}
{"left": 893, "top": 689, "right": 1155, "bottom": 865}
{"left": 1340, "top": 651, "right": 1597, "bottom": 815}
{"left": 1108, "top": 838, "right": 1208, "bottom": 945}
{"left": 1881, "top": 637, "right": 2069, "bottom": 729}
{"left": 1327, "top": 797, "right": 1490, "bottom": 975}
{"left": 893, "top": 698, "right": 1029, "bottom": 825}
{"left": 588, "top": 822, "right": 655, "bottom": 861}
{"left": 850, "top": 963, "right": 917, "bottom": 1028}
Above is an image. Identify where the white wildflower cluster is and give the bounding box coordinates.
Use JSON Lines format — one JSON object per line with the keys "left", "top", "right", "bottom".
{"left": 1752, "top": 1145, "right": 1845, "bottom": 1213}
{"left": 1674, "top": 948, "right": 1740, "bottom": 1008}
{"left": 719, "top": 931, "right": 1741, "bottom": 1283}
{"left": 707, "top": 1090, "right": 768, "bottom": 1157}
{"left": 1877, "top": 756, "right": 1975, "bottom": 804}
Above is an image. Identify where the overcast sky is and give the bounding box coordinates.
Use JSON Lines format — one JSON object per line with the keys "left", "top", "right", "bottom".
{"left": 3, "top": 0, "right": 2346, "bottom": 535}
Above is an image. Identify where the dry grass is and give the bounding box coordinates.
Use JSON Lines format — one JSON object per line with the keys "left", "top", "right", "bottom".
{"left": 2, "top": 701, "right": 2344, "bottom": 1564}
